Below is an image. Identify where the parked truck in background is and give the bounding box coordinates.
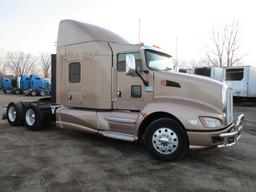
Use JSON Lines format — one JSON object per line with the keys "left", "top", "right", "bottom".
{"left": 0, "top": 75, "right": 51, "bottom": 96}
{"left": 2, "top": 20, "right": 244, "bottom": 161}
{"left": 1, "top": 77, "right": 13, "bottom": 94}
{"left": 23, "top": 75, "right": 51, "bottom": 96}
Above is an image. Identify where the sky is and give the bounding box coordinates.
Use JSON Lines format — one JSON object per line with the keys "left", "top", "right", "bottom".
{"left": 0, "top": 0, "right": 255, "bottom": 66}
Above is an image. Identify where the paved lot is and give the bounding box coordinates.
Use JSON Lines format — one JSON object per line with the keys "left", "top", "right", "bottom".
{"left": 0, "top": 94, "right": 255, "bottom": 192}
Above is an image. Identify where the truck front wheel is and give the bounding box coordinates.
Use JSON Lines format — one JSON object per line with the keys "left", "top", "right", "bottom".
{"left": 144, "top": 118, "right": 188, "bottom": 161}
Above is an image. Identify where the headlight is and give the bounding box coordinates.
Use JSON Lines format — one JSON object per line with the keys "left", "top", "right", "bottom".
{"left": 199, "top": 117, "right": 222, "bottom": 128}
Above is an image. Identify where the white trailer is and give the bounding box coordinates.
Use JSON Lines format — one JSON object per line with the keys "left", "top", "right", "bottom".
{"left": 193, "top": 67, "right": 225, "bottom": 81}
{"left": 179, "top": 68, "right": 194, "bottom": 74}
{"left": 225, "top": 66, "right": 256, "bottom": 97}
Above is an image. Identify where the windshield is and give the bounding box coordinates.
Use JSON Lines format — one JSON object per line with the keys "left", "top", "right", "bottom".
{"left": 145, "top": 50, "right": 174, "bottom": 72}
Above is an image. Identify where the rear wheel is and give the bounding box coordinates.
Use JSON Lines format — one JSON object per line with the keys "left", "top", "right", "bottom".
{"left": 144, "top": 118, "right": 189, "bottom": 161}
{"left": 15, "top": 89, "right": 21, "bottom": 94}
{"left": 24, "top": 104, "right": 51, "bottom": 130}
{"left": 31, "top": 91, "right": 37, "bottom": 96}
{"left": 7, "top": 102, "right": 24, "bottom": 126}
{"left": 6, "top": 89, "right": 12, "bottom": 94}
{"left": 39, "top": 90, "right": 45, "bottom": 96}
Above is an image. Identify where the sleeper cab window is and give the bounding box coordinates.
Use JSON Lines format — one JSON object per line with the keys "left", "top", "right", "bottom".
{"left": 117, "top": 52, "right": 143, "bottom": 72}
{"left": 69, "top": 62, "right": 81, "bottom": 83}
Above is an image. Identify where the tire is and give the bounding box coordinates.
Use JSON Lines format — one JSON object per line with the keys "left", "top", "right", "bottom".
{"left": 144, "top": 118, "right": 189, "bottom": 161}
{"left": 15, "top": 89, "right": 21, "bottom": 94}
{"left": 31, "top": 91, "right": 37, "bottom": 96}
{"left": 20, "top": 101, "right": 29, "bottom": 109}
{"left": 24, "top": 104, "right": 51, "bottom": 130}
{"left": 39, "top": 90, "right": 45, "bottom": 96}
{"left": 7, "top": 102, "right": 24, "bottom": 126}
{"left": 24, "top": 91, "right": 29, "bottom": 96}
{"left": 6, "top": 89, "right": 12, "bottom": 94}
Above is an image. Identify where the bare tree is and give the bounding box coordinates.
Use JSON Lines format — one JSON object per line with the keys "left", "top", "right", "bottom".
{"left": 7, "top": 51, "right": 36, "bottom": 76}
{"left": 0, "top": 49, "right": 8, "bottom": 76}
{"left": 189, "top": 57, "right": 210, "bottom": 68}
{"left": 40, "top": 53, "right": 51, "bottom": 78}
{"left": 205, "top": 20, "right": 243, "bottom": 67}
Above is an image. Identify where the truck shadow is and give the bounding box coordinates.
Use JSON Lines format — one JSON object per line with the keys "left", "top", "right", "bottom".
{"left": 53, "top": 127, "right": 228, "bottom": 163}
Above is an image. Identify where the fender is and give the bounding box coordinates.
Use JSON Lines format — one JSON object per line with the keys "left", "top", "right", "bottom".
{"left": 135, "top": 97, "right": 225, "bottom": 137}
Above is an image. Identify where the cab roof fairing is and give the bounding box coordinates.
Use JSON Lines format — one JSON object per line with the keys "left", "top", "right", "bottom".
{"left": 57, "top": 20, "right": 129, "bottom": 47}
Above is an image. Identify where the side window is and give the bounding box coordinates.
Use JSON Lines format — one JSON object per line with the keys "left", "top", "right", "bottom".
{"left": 69, "top": 62, "right": 81, "bottom": 83}
{"left": 131, "top": 85, "right": 142, "bottom": 98}
{"left": 226, "top": 68, "right": 244, "bottom": 81}
{"left": 117, "top": 52, "right": 143, "bottom": 72}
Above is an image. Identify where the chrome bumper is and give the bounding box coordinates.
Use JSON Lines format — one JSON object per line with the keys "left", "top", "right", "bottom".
{"left": 2, "top": 105, "right": 7, "bottom": 120}
{"left": 217, "top": 114, "right": 244, "bottom": 148}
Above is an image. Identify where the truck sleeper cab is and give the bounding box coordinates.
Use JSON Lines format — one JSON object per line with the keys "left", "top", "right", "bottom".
{"left": 3, "top": 20, "right": 244, "bottom": 161}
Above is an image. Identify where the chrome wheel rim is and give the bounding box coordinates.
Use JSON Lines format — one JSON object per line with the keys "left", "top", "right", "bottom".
{"left": 40, "top": 91, "right": 45, "bottom": 96}
{"left": 8, "top": 106, "right": 16, "bottom": 122}
{"left": 25, "top": 109, "right": 35, "bottom": 126}
{"left": 152, "top": 127, "right": 179, "bottom": 155}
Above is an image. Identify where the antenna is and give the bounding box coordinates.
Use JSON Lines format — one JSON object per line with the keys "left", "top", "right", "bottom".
{"left": 175, "top": 36, "right": 178, "bottom": 65}
{"left": 138, "top": 18, "right": 141, "bottom": 42}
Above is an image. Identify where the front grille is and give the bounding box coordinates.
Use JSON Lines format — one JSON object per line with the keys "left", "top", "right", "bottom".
{"left": 226, "top": 88, "right": 233, "bottom": 125}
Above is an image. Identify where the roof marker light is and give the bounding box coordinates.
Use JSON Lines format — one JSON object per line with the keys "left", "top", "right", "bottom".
{"left": 139, "top": 42, "right": 144, "bottom": 46}
{"left": 152, "top": 45, "right": 161, "bottom": 49}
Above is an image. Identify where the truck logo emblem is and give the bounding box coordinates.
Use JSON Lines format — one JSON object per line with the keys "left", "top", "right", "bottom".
{"left": 160, "top": 80, "right": 166, "bottom": 88}
{"left": 188, "top": 120, "right": 198, "bottom": 125}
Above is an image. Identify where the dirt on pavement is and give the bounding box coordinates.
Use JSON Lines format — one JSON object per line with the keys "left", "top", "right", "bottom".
{"left": 0, "top": 94, "right": 255, "bottom": 192}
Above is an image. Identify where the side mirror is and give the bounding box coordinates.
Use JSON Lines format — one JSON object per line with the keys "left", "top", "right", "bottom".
{"left": 125, "top": 54, "right": 136, "bottom": 76}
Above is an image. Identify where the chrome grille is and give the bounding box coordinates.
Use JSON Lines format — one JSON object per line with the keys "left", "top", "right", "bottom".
{"left": 226, "top": 88, "right": 233, "bottom": 125}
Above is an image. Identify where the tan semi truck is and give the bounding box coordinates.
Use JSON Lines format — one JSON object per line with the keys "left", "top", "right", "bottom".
{"left": 3, "top": 20, "right": 244, "bottom": 161}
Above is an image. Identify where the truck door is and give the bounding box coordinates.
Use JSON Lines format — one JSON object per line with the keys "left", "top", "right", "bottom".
{"left": 65, "top": 60, "right": 83, "bottom": 106}
{"left": 113, "top": 52, "right": 153, "bottom": 110}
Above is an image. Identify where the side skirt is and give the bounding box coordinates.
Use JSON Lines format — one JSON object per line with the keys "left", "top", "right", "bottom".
{"left": 99, "top": 131, "right": 137, "bottom": 141}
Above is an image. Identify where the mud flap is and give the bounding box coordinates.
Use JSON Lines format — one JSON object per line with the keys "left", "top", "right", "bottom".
{"left": 2, "top": 105, "right": 7, "bottom": 120}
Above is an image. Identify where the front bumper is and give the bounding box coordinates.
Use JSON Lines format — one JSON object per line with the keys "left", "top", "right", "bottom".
{"left": 217, "top": 114, "right": 244, "bottom": 148}
{"left": 188, "top": 114, "right": 244, "bottom": 149}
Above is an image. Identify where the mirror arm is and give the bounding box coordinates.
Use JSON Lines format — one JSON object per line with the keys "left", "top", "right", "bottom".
{"left": 135, "top": 71, "right": 149, "bottom": 86}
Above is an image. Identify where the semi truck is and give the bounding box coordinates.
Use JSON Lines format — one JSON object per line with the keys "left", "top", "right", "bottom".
{"left": 1, "top": 75, "right": 51, "bottom": 96}
{"left": 1, "top": 77, "right": 13, "bottom": 94}
{"left": 23, "top": 75, "right": 51, "bottom": 96}
{"left": 2, "top": 20, "right": 244, "bottom": 161}
{"left": 0, "top": 76, "right": 22, "bottom": 94}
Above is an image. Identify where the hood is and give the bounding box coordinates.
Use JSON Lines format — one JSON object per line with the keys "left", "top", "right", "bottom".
{"left": 153, "top": 71, "right": 225, "bottom": 113}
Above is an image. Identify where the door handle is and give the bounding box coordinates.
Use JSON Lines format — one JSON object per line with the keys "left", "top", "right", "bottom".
{"left": 69, "top": 94, "right": 72, "bottom": 100}
{"left": 117, "top": 91, "right": 121, "bottom": 97}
